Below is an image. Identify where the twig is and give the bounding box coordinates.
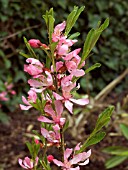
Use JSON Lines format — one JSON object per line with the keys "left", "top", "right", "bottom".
{"left": 95, "top": 68, "right": 128, "bottom": 101}
{"left": 0, "top": 24, "right": 41, "bottom": 41}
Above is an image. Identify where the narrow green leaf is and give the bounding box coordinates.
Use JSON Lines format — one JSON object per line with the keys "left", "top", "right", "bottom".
{"left": 85, "top": 63, "right": 101, "bottom": 74}
{"left": 96, "top": 106, "right": 114, "bottom": 126}
{"left": 103, "top": 146, "right": 128, "bottom": 156}
{"left": 68, "top": 32, "right": 80, "bottom": 39}
{"left": 65, "top": 6, "right": 85, "bottom": 36}
{"left": 63, "top": 120, "right": 69, "bottom": 132}
{"left": 120, "top": 123, "right": 128, "bottom": 140}
{"left": 81, "top": 18, "right": 109, "bottom": 63}
{"left": 48, "top": 15, "right": 55, "bottom": 44}
{"left": 19, "top": 52, "right": 30, "bottom": 58}
{"left": 83, "top": 131, "right": 106, "bottom": 149}
{"left": 105, "top": 155, "right": 128, "bottom": 169}
{"left": 26, "top": 142, "right": 33, "bottom": 157}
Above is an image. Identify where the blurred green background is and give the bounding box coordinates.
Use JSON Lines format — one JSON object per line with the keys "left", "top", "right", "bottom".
{"left": 0, "top": 0, "right": 128, "bottom": 112}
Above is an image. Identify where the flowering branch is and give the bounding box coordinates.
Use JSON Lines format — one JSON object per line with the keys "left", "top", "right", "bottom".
{"left": 18, "top": 6, "right": 113, "bottom": 170}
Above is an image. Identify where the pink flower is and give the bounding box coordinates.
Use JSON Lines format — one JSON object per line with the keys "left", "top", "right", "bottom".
{"left": 0, "top": 92, "right": 8, "bottom": 101}
{"left": 28, "top": 71, "right": 53, "bottom": 90}
{"left": 24, "top": 58, "right": 44, "bottom": 76}
{"left": 20, "top": 89, "right": 37, "bottom": 110}
{"left": 41, "top": 124, "right": 60, "bottom": 144}
{"left": 52, "top": 21, "right": 66, "bottom": 42}
{"left": 38, "top": 100, "right": 65, "bottom": 126}
{"left": 19, "top": 156, "right": 38, "bottom": 169}
{"left": 53, "top": 144, "right": 91, "bottom": 170}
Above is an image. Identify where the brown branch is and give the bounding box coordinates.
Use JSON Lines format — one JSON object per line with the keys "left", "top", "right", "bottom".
{"left": 0, "top": 24, "right": 41, "bottom": 41}
{"left": 95, "top": 68, "right": 128, "bottom": 101}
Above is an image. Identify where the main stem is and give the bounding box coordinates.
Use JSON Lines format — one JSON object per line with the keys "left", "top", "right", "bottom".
{"left": 60, "top": 128, "right": 65, "bottom": 162}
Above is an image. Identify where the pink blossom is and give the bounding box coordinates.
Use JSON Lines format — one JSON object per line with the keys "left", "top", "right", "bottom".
{"left": 20, "top": 89, "right": 37, "bottom": 110}
{"left": 38, "top": 100, "right": 65, "bottom": 126}
{"left": 24, "top": 58, "right": 44, "bottom": 76}
{"left": 53, "top": 144, "right": 91, "bottom": 170}
{"left": 28, "top": 71, "right": 53, "bottom": 90}
{"left": 0, "top": 92, "right": 8, "bottom": 101}
{"left": 52, "top": 21, "right": 66, "bottom": 42}
{"left": 19, "top": 156, "right": 38, "bottom": 169}
{"left": 41, "top": 124, "right": 60, "bottom": 144}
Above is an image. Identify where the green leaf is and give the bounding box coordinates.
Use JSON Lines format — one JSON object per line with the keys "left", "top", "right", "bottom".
{"left": 120, "top": 123, "right": 128, "bottom": 140}
{"left": 105, "top": 155, "right": 128, "bottom": 169}
{"left": 76, "top": 106, "right": 114, "bottom": 153}
{"left": 26, "top": 141, "right": 33, "bottom": 157}
{"left": 63, "top": 120, "right": 69, "bottom": 132}
{"left": 103, "top": 146, "right": 128, "bottom": 156}
{"left": 81, "top": 18, "right": 109, "bottom": 63}
{"left": 65, "top": 6, "right": 85, "bottom": 36}
{"left": 19, "top": 52, "right": 31, "bottom": 58}
{"left": 23, "top": 37, "right": 37, "bottom": 59}
{"left": 85, "top": 63, "right": 101, "bottom": 74}
{"left": 68, "top": 32, "right": 80, "bottom": 39}
{"left": 48, "top": 15, "right": 55, "bottom": 44}
{"left": 80, "top": 131, "right": 106, "bottom": 150}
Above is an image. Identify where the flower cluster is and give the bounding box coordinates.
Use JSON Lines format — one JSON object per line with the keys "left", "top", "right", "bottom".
{"left": 0, "top": 82, "right": 16, "bottom": 108}
{"left": 19, "top": 18, "right": 91, "bottom": 169}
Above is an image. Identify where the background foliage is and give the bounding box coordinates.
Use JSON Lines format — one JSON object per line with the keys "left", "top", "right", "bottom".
{"left": 0, "top": 0, "right": 128, "bottom": 110}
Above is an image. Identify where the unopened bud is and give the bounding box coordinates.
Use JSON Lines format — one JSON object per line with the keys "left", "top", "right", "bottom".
{"left": 28, "top": 39, "right": 42, "bottom": 48}
{"left": 47, "top": 155, "right": 54, "bottom": 163}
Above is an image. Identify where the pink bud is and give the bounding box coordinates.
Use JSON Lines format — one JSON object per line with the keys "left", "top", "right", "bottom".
{"left": 34, "top": 139, "right": 39, "bottom": 144}
{"left": 47, "top": 155, "right": 54, "bottom": 163}
{"left": 28, "top": 39, "right": 42, "bottom": 48}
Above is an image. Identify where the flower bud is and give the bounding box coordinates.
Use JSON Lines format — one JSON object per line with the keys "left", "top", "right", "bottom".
{"left": 28, "top": 39, "right": 41, "bottom": 48}
{"left": 47, "top": 155, "right": 54, "bottom": 163}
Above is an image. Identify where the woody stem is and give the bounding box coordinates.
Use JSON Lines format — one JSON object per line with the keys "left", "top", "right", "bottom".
{"left": 60, "top": 128, "right": 65, "bottom": 162}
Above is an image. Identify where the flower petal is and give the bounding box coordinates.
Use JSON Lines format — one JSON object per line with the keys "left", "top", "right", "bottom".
{"left": 64, "top": 148, "right": 73, "bottom": 160}
{"left": 38, "top": 116, "right": 53, "bottom": 123}
{"left": 65, "top": 100, "right": 73, "bottom": 114}
{"left": 53, "top": 159, "right": 64, "bottom": 167}
{"left": 70, "top": 98, "right": 89, "bottom": 106}
{"left": 20, "top": 104, "right": 32, "bottom": 110}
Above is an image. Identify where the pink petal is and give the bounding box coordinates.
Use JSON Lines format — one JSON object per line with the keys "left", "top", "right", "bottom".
{"left": 26, "top": 58, "right": 43, "bottom": 67}
{"left": 20, "top": 104, "right": 32, "bottom": 110}
{"left": 60, "top": 118, "right": 66, "bottom": 126}
{"left": 65, "top": 100, "right": 73, "bottom": 114}
{"left": 38, "top": 116, "right": 53, "bottom": 123}
{"left": 64, "top": 48, "right": 81, "bottom": 61}
{"left": 55, "top": 100, "right": 63, "bottom": 117}
{"left": 74, "top": 143, "right": 81, "bottom": 151}
{"left": 70, "top": 153, "right": 83, "bottom": 165}
{"left": 58, "top": 44, "right": 68, "bottom": 55}
{"left": 70, "top": 98, "right": 89, "bottom": 106}
{"left": 64, "top": 148, "right": 73, "bottom": 160}
{"left": 28, "top": 79, "right": 43, "bottom": 87}
{"left": 41, "top": 128, "right": 49, "bottom": 138}
{"left": 54, "top": 21, "right": 66, "bottom": 32}
{"left": 18, "top": 159, "right": 28, "bottom": 169}
{"left": 71, "top": 69, "right": 85, "bottom": 77}
{"left": 22, "top": 96, "right": 29, "bottom": 105}
{"left": 53, "top": 159, "right": 64, "bottom": 167}
{"left": 53, "top": 92, "right": 64, "bottom": 100}
{"left": 44, "top": 104, "right": 55, "bottom": 117}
